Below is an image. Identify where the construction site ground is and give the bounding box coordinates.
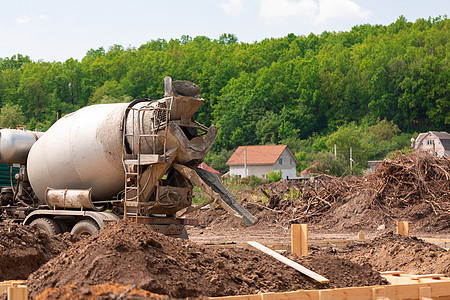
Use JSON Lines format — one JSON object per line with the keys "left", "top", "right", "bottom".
{"left": 189, "top": 152, "right": 449, "bottom": 244}
{"left": 1, "top": 152, "right": 449, "bottom": 299}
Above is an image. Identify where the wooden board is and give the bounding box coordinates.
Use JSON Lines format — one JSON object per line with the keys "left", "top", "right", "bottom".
{"left": 248, "top": 241, "right": 329, "bottom": 283}
{"left": 212, "top": 276, "right": 450, "bottom": 300}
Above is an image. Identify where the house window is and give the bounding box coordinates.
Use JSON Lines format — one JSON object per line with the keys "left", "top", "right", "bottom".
{"left": 278, "top": 158, "right": 282, "bottom": 165}
{"left": 290, "top": 159, "right": 293, "bottom": 165}
{"left": 427, "top": 140, "right": 434, "bottom": 145}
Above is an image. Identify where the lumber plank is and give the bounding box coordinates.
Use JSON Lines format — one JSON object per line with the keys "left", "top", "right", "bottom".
{"left": 407, "top": 274, "right": 445, "bottom": 280}
{"left": 212, "top": 294, "right": 261, "bottom": 300}
{"left": 371, "top": 287, "right": 385, "bottom": 300}
{"left": 318, "top": 290, "right": 332, "bottom": 300}
{"left": 247, "top": 241, "right": 329, "bottom": 283}
{"left": 211, "top": 280, "right": 450, "bottom": 300}
{"left": 330, "top": 286, "right": 373, "bottom": 300}
{"left": 419, "top": 286, "right": 432, "bottom": 300}
{"left": 379, "top": 271, "right": 403, "bottom": 275}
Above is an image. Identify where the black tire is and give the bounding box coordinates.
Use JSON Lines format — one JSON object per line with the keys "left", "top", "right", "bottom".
{"left": 30, "top": 218, "right": 62, "bottom": 235}
{"left": 71, "top": 219, "right": 100, "bottom": 236}
{"left": 55, "top": 219, "right": 72, "bottom": 233}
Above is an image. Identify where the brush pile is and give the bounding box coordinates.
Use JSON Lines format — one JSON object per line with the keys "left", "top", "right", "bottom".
{"left": 365, "top": 151, "right": 450, "bottom": 213}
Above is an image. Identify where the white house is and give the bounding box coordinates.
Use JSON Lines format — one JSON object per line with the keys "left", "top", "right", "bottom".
{"left": 414, "top": 131, "right": 450, "bottom": 158}
{"left": 226, "top": 145, "right": 298, "bottom": 179}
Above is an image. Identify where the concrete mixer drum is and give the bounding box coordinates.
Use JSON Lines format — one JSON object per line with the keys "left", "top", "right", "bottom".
{"left": 2, "top": 76, "right": 257, "bottom": 238}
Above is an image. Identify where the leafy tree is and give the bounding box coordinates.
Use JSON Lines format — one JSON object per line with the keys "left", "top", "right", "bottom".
{"left": 310, "top": 151, "right": 348, "bottom": 176}
{"left": 0, "top": 103, "right": 26, "bottom": 128}
{"left": 218, "top": 33, "right": 238, "bottom": 45}
{"left": 205, "top": 148, "right": 234, "bottom": 172}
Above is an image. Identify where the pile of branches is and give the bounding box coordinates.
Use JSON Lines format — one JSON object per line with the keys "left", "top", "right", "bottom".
{"left": 299, "top": 175, "right": 362, "bottom": 216}
{"left": 257, "top": 175, "right": 363, "bottom": 221}
{"left": 365, "top": 151, "right": 450, "bottom": 213}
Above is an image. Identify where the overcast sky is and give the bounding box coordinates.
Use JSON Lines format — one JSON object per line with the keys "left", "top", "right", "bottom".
{"left": 0, "top": 0, "right": 448, "bottom": 62}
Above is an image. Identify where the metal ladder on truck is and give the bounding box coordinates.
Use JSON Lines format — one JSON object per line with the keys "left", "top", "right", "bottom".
{"left": 121, "top": 98, "right": 172, "bottom": 220}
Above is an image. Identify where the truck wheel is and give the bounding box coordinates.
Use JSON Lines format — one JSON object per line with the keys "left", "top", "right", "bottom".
{"left": 178, "top": 227, "right": 189, "bottom": 239}
{"left": 71, "top": 219, "right": 99, "bottom": 236}
{"left": 55, "top": 219, "right": 72, "bottom": 233}
{"left": 30, "top": 218, "right": 61, "bottom": 235}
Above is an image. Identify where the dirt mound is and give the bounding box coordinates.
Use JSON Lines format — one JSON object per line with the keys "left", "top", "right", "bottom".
{"left": 26, "top": 220, "right": 385, "bottom": 298}
{"left": 0, "top": 222, "right": 79, "bottom": 281}
{"left": 193, "top": 152, "right": 450, "bottom": 234}
{"left": 35, "top": 283, "right": 171, "bottom": 300}
{"left": 339, "top": 232, "right": 450, "bottom": 276}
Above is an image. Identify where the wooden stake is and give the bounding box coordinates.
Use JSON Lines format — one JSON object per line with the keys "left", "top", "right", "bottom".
{"left": 248, "top": 241, "right": 329, "bottom": 283}
{"left": 8, "top": 284, "right": 27, "bottom": 300}
{"left": 291, "top": 224, "right": 308, "bottom": 256}
{"left": 396, "top": 221, "right": 409, "bottom": 236}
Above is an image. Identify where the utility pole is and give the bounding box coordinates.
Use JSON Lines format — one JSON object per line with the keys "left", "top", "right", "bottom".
{"left": 350, "top": 146, "right": 353, "bottom": 171}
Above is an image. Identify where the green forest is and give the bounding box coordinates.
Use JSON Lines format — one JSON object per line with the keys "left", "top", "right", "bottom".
{"left": 0, "top": 16, "right": 448, "bottom": 175}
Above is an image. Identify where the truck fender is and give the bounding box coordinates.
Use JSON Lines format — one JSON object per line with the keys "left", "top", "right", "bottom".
{"left": 23, "top": 210, "right": 120, "bottom": 230}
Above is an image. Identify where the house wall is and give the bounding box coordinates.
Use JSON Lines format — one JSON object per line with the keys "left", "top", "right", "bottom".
{"left": 229, "top": 165, "right": 273, "bottom": 178}
{"left": 229, "top": 149, "right": 297, "bottom": 179}
{"left": 416, "top": 134, "right": 448, "bottom": 157}
{"left": 273, "top": 149, "right": 297, "bottom": 179}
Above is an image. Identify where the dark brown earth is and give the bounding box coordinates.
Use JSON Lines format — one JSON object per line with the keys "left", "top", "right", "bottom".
{"left": 0, "top": 222, "right": 79, "bottom": 281}
{"left": 338, "top": 232, "right": 450, "bottom": 276}
{"left": 25, "top": 221, "right": 386, "bottom": 299}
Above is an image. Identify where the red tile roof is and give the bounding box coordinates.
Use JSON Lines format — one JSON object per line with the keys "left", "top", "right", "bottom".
{"left": 198, "top": 162, "right": 221, "bottom": 175}
{"left": 226, "top": 145, "right": 296, "bottom": 166}
{"left": 300, "top": 162, "right": 318, "bottom": 174}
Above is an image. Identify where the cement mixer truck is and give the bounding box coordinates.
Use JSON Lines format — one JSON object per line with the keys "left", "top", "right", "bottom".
{"left": 0, "top": 77, "right": 256, "bottom": 238}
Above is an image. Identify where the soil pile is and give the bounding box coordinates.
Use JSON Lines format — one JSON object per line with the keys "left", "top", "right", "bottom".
{"left": 26, "top": 220, "right": 385, "bottom": 299}
{"left": 194, "top": 152, "right": 450, "bottom": 234}
{"left": 339, "top": 232, "right": 450, "bottom": 276}
{"left": 0, "top": 222, "right": 79, "bottom": 281}
{"left": 35, "top": 283, "right": 171, "bottom": 300}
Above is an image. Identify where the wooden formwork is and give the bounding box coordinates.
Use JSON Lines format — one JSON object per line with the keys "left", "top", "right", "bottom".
{"left": 211, "top": 274, "right": 450, "bottom": 300}
{"left": 0, "top": 281, "right": 27, "bottom": 300}
{"left": 2, "top": 275, "right": 450, "bottom": 300}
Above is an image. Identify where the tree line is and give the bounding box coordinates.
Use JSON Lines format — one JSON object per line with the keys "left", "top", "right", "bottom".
{"left": 0, "top": 16, "right": 448, "bottom": 175}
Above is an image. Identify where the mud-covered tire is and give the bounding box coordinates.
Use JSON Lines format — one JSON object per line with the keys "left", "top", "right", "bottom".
{"left": 30, "top": 218, "right": 62, "bottom": 235}
{"left": 55, "top": 219, "right": 72, "bottom": 233}
{"left": 71, "top": 219, "right": 99, "bottom": 236}
{"left": 177, "top": 227, "right": 189, "bottom": 239}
